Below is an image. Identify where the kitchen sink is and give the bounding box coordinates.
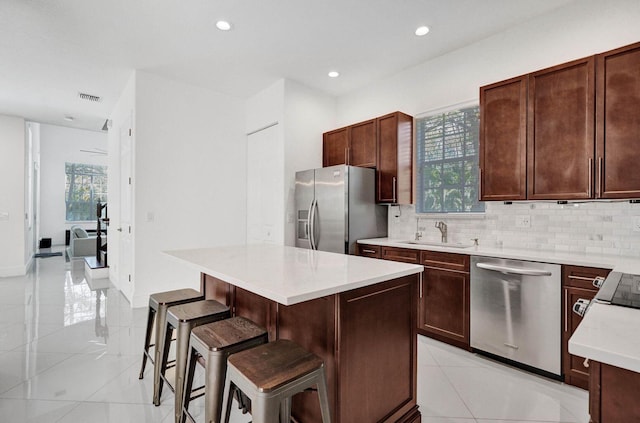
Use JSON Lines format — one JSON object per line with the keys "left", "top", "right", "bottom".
{"left": 399, "top": 240, "right": 474, "bottom": 249}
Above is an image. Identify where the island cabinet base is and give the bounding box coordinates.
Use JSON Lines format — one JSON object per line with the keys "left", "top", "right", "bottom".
{"left": 589, "top": 361, "right": 640, "bottom": 423}
{"left": 202, "top": 273, "right": 421, "bottom": 423}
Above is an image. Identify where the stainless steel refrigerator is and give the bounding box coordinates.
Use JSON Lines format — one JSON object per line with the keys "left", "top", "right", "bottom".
{"left": 295, "top": 165, "right": 387, "bottom": 254}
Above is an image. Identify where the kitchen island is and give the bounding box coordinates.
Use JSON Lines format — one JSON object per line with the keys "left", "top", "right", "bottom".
{"left": 165, "top": 244, "right": 424, "bottom": 423}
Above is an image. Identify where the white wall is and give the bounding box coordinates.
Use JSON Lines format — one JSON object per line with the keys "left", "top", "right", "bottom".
{"left": 39, "top": 124, "right": 107, "bottom": 245}
{"left": 0, "top": 114, "right": 27, "bottom": 276}
{"left": 245, "top": 79, "right": 336, "bottom": 247}
{"left": 336, "top": 0, "right": 640, "bottom": 257}
{"left": 337, "top": 0, "right": 640, "bottom": 123}
{"left": 130, "top": 71, "right": 246, "bottom": 307}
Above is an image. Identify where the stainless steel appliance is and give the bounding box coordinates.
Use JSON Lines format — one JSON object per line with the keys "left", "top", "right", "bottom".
{"left": 295, "top": 165, "right": 387, "bottom": 254}
{"left": 470, "top": 256, "right": 562, "bottom": 377}
{"left": 593, "top": 271, "right": 640, "bottom": 308}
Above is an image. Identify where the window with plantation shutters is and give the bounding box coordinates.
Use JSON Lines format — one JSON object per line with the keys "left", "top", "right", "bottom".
{"left": 416, "top": 105, "right": 484, "bottom": 213}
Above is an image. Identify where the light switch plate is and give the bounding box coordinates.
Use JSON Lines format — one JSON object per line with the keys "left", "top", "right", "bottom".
{"left": 516, "top": 215, "right": 531, "bottom": 228}
{"left": 633, "top": 217, "right": 640, "bottom": 232}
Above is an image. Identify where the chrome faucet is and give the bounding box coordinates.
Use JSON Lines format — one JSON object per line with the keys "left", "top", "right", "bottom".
{"left": 415, "top": 218, "right": 423, "bottom": 241}
{"left": 435, "top": 221, "right": 447, "bottom": 243}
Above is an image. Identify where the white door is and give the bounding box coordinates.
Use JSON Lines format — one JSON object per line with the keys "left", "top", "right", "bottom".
{"left": 246, "top": 124, "right": 283, "bottom": 244}
{"left": 119, "top": 119, "right": 133, "bottom": 296}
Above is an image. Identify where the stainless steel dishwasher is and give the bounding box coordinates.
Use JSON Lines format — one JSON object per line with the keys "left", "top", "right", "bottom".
{"left": 470, "top": 256, "right": 561, "bottom": 377}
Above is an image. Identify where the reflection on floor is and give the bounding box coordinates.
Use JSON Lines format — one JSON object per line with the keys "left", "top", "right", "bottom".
{"left": 0, "top": 252, "right": 588, "bottom": 422}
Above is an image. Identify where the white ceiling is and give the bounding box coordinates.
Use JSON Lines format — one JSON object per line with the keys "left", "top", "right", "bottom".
{"left": 0, "top": 0, "right": 576, "bottom": 132}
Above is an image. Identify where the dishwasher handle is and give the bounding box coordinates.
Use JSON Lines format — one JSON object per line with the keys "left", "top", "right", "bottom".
{"left": 476, "top": 262, "right": 552, "bottom": 277}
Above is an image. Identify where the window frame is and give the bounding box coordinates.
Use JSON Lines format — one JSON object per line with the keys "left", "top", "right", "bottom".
{"left": 414, "top": 102, "right": 485, "bottom": 215}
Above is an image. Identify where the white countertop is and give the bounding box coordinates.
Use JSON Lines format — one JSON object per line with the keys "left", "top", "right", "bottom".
{"left": 569, "top": 303, "right": 640, "bottom": 373}
{"left": 360, "top": 237, "right": 640, "bottom": 373}
{"left": 165, "top": 244, "right": 423, "bottom": 306}
{"left": 358, "top": 237, "right": 640, "bottom": 271}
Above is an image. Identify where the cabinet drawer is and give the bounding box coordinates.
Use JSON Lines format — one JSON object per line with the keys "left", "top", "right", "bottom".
{"left": 563, "top": 265, "right": 611, "bottom": 290}
{"left": 381, "top": 247, "right": 420, "bottom": 264}
{"left": 358, "top": 244, "right": 381, "bottom": 258}
{"left": 420, "top": 251, "right": 469, "bottom": 273}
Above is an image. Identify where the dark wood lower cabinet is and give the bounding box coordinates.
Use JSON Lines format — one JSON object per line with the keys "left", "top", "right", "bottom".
{"left": 589, "top": 361, "right": 640, "bottom": 423}
{"left": 202, "top": 273, "right": 421, "bottom": 423}
{"left": 418, "top": 251, "right": 470, "bottom": 350}
{"left": 562, "top": 265, "right": 611, "bottom": 389}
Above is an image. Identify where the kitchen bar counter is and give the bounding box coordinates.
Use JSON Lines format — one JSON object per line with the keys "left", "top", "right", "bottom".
{"left": 359, "top": 237, "right": 640, "bottom": 375}
{"left": 165, "top": 244, "right": 422, "bottom": 305}
{"left": 165, "top": 244, "right": 424, "bottom": 423}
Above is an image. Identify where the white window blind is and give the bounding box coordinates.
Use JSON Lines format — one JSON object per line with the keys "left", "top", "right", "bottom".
{"left": 415, "top": 105, "right": 484, "bottom": 213}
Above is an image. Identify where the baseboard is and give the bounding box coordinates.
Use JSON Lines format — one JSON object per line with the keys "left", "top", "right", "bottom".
{"left": 0, "top": 258, "right": 33, "bottom": 277}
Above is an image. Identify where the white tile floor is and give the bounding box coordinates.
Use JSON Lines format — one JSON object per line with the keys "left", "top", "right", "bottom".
{"left": 0, "top": 251, "right": 589, "bottom": 423}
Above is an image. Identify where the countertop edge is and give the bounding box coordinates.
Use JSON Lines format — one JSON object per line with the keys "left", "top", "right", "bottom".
{"left": 164, "top": 248, "right": 423, "bottom": 306}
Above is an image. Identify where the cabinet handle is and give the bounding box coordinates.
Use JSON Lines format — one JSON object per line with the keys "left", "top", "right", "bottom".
{"left": 392, "top": 177, "right": 397, "bottom": 203}
{"left": 568, "top": 275, "right": 602, "bottom": 282}
{"left": 564, "top": 288, "right": 568, "bottom": 332}
{"left": 583, "top": 358, "right": 590, "bottom": 368}
{"left": 419, "top": 272, "right": 423, "bottom": 298}
{"left": 362, "top": 249, "right": 376, "bottom": 254}
{"left": 598, "top": 156, "right": 604, "bottom": 197}
{"left": 588, "top": 158, "right": 593, "bottom": 197}
{"left": 345, "top": 148, "right": 349, "bottom": 165}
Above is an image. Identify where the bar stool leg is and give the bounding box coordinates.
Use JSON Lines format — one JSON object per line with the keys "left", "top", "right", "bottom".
{"left": 139, "top": 306, "right": 156, "bottom": 379}
{"left": 174, "top": 321, "right": 192, "bottom": 423}
{"left": 253, "top": 397, "right": 281, "bottom": 423}
{"left": 181, "top": 346, "right": 199, "bottom": 423}
{"left": 201, "top": 352, "right": 226, "bottom": 423}
{"left": 221, "top": 378, "right": 236, "bottom": 423}
{"left": 154, "top": 321, "right": 173, "bottom": 406}
{"left": 317, "top": 370, "right": 332, "bottom": 423}
{"left": 280, "top": 397, "right": 291, "bottom": 423}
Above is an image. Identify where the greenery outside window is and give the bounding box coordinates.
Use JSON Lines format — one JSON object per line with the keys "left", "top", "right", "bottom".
{"left": 416, "top": 105, "right": 484, "bottom": 213}
{"left": 65, "top": 163, "right": 108, "bottom": 221}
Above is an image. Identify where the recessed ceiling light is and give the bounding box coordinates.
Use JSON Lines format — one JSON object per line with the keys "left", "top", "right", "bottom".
{"left": 415, "top": 26, "right": 430, "bottom": 36}
{"left": 328, "top": 71, "right": 340, "bottom": 78}
{"left": 216, "top": 20, "right": 232, "bottom": 31}
{"left": 64, "top": 116, "right": 74, "bottom": 122}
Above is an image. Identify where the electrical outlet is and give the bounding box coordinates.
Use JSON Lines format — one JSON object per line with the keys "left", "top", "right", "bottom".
{"left": 516, "top": 215, "right": 531, "bottom": 228}
{"left": 633, "top": 217, "right": 640, "bottom": 232}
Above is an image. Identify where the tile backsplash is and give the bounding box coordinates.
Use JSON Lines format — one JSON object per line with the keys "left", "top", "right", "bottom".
{"left": 388, "top": 202, "right": 640, "bottom": 257}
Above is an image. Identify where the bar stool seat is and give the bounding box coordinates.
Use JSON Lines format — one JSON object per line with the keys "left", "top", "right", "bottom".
{"left": 181, "top": 316, "right": 268, "bottom": 423}
{"left": 221, "top": 339, "right": 331, "bottom": 423}
{"left": 139, "top": 289, "right": 204, "bottom": 385}
{"left": 156, "top": 299, "right": 231, "bottom": 421}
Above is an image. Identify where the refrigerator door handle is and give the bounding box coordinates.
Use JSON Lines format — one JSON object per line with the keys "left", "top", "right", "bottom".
{"left": 309, "top": 199, "right": 317, "bottom": 250}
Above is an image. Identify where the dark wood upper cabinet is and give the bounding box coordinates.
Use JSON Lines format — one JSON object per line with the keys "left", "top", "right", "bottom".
{"left": 596, "top": 41, "right": 640, "bottom": 199}
{"left": 322, "top": 119, "right": 376, "bottom": 168}
{"left": 527, "top": 57, "right": 595, "bottom": 200}
{"left": 479, "top": 75, "right": 528, "bottom": 201}
{"left": 377, "top": 112, "right": 413, "bottom": 204}
{"left": 349, "top": 119, "right": 377, "bottom": 167}
{"left": 323, "top": 127, "right": 349, "bottom": 167}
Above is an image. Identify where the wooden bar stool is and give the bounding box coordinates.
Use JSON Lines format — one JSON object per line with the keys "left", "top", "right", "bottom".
{"left": 181, "top": 316, "right": 268, "bottom": 423}
{"left": 156, "top": 299, "right": 231, "bottom": 421}
{"left": 221, "top": 339, "right": 332, "bottom": 423}
{"left": 139, "top": 289, "right": 204, "bottom": 392}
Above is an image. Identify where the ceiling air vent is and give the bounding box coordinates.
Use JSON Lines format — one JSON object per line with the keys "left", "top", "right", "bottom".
{"left": 78, "top": 92, "right": 101, "bottom": 102}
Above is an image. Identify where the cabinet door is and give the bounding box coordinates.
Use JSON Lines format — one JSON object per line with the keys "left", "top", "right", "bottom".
{"left": 527, "top": 57, "right": 595, "bottom": 200}
{"left": 596, "top": 42, "right": 640, "bottom": 199}
{"left": 419, "top": 267, "right": 469, "bottom": 349}
{"left": 349, "top": 119, "right": 377, "bottom": 168}
{"left": 377, "top": 112, "right": 413, "bottom": 204}
{"left": 323, "top": 127, "right": 349, "bottom": 167}
{"left": 479, "top": 76, "right": 527, "bottom": 200}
